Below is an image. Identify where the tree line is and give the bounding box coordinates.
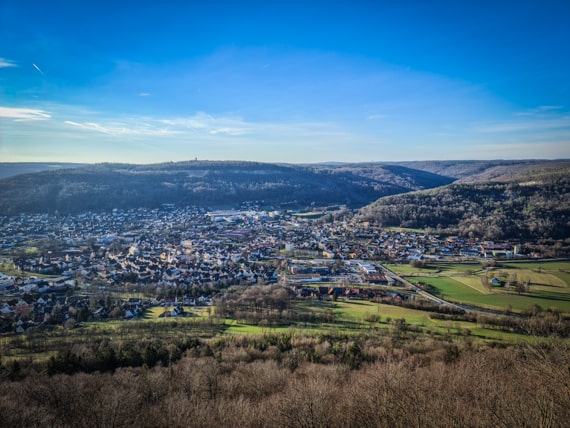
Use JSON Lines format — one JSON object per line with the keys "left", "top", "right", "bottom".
{"left": 360, "top": 172, "right": 570, "bottom": 240}
{"left": 0, "top": 162, "right": 447, "bottom": 215}
{"left": 1, "top": 332, "right": 568, "bottom": 427}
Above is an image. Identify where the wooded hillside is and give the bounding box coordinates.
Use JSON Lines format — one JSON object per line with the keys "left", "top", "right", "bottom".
{"left": 360, "top": 166, "right": 570, "bottom": 240}
{"left": 0, "top": 161, "right": 454, "bottom": 215}
{"left": 1, "top": 335, "right": 568, "bottom": 428}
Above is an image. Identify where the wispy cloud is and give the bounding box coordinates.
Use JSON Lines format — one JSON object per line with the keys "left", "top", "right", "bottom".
{"left": 367, "top": 114, "right": 387, "bottom": 120}
{"left": 160, "top": 112, "right": 252, "bottom": 136}
{"left": 473, "top": 109, "right": 570, "bottom": 133}
{"left": 5, "top": 103, "right": 351, "bottom": 164}
{"left": 467, "top": 108, "right": 570, "bottom": 160}
{"left": 537, "top": 105, "right": 563, "bottom": 112}
{"left": 160, "top": 112, "right": 214, "bottom": 130}
{"left": 138, "top": 92, "right": 151, "bottom": 97}
{"left": 473, "top": 118, "right": 570, "bottom": 134}
{"left": 470, "top": 141, "right": 570, "bottom": 159}
{"left": 158, "top": 112, "right": 345, "bottom": 139}
{"left": 514, "top": 105, "right": 564, "bottom": 117}
{"left": 0, "top": 58, "right": 18, "bottom": 68}
{"left": 0, "top": 107, "right": 51, "bottom": 120}
{"left": 64, "top": 119, "right": 181, "bottom": 137}
{"left": 209, "top": 127, "right": 250, "bottom": 136}
{"left": 32, "top": 63, "right": 46, "bottom": 77}
{"left": 64, "top": 121, "right": 114, "bottom": 134}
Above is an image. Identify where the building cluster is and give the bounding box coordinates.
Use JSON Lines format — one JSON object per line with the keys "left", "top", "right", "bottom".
{"left": 1, "top": 205, "right": 520, "bottom": 333}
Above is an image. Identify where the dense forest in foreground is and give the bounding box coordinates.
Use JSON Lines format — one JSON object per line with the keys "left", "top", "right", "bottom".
{"left": 1, "top": 334, "right": 568, "bottom": 428}
{"left": 360, "top": 167, "right": 570, "bottom": 240}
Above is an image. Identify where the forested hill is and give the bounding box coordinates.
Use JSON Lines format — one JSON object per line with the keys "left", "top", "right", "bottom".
{"left": 359, "top": 165, "right": 570, "bottom": 240}
{"left": 0, "top": 162, "right": 88, "bottom": 180}
{"left": 391, "top": 159, "right": 569, "bottom": 181}
{"left": 0, "top": 161, "right": 454, "bottom": 215}
{"left": 311, "top": 163, "right": 454, "bottom": 190}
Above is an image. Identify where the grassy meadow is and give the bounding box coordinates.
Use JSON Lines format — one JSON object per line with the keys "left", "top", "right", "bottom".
{"left": 2, "top": 294, "right": 545, "bottom": 364}
{"left": 387, "top": 260, "right": 570, "bottom": 313}
{"left": 0, "top": 255, "right": 54, "bottom": 279}
{"left": 2, "top": 260, "right": 567, "bottom": 364}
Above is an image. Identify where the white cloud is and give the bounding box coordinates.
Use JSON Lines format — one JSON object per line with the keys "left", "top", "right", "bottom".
{"left": 64, "top": 120, "right": 180, "bottom": 136}
{"left": 138, "top": 92, "right": 151, "bottom": 97}
{"left": 64, "top": 121, "right": 114, "bottom": 134}
{"left": 367, "top": 114, "right": 387, "bottom": 120}
{"left": 470, "top": 141, "right": 570, "bottom": 159}
{"left": 160, "top": 112, "right": 251, "bottom": 135}
{"left": 4, "top": 103, "right": 350, "bottom": 162}
{"left": 0, "top": 58, "right": 17, "bottom": 68}
{"left": 514, "top": 105, "right": 564, "bottom": 117}
{"left": 0, "top": 107, "right": 51, "bottom": 120}
{"left": 473, "top": 115, "right": 570, "bottom": 133}
{"left": 158, "top": 112, "right": 346, "bottom": 139}
{"left": 32, "top": 63, "right": 46, "bottom": 77}
{"left": 536, "top": 105, "right": 563, "bottom": 112}
{"left": 160, "top": 112, "right": 213, "bottom": 129}
{"left": 209, "top": 127, "right": 250, "bottom": 136}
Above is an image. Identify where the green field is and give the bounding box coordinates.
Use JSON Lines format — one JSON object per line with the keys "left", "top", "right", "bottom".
{"left": 224, "top": 321, "right": 293, "bottom": 334}
{"left": 144, "top": 305, "right": 200, "bottom": 318}
{"left": 415, "top": 275, "right": 570, "bottom": 313}
{"left": 384, "top": 262, "right": 483, "bottom": 276}
{"left": 2, "top": 294, "right": 545, "bottom": 363}
{"left": 500, "top": 261, "right": 570, "bottom": 270}
{"left": 229, "top": 299, "right": 537, "bottom": 342}
{"left": 386, "top": 260, "right": 570, "bottom": 313}
{"left": 333, "top": 300, "right": 429, "bottom": 325}
{"left": 292, "top": 211, "right": 325, "bottom": 219}
{"left": 450, "top": 275, "right": 493, "bottom": 294}
{"left": 491, "top": 268, "right": 567, "bottom": 291}
{"left": 4, "top": 260, "right": 569, "bottom": 362}
{"left": 0, "top": 256, "right": 54, "bottom": 278}
{"left": 553, "top": 270, "right": 570, "bottom": 284}
{"left": 384, "top": 226, "right": 427, "bottom": 233}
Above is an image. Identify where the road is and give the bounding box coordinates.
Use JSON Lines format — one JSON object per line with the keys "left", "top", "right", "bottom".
{"left": 380, "top": 264, "right": 528, "bottom": 317}
{"left": 380, "top": 265, "right": 467, "bottom": 309}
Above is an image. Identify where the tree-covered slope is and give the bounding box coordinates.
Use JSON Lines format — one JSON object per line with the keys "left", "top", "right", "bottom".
{"left": 0, "top": 162, "right": 87, "bottom": 180}
{"left": 392, "top": 159, "right": 569, "bottom": 181}
{"left": 0, "top": 161, "right": 453, "bottom": 215}
{"left": 359, "top": 167, "right": 570, "bottom": 240}
{"left": 311, "top": 163, "right": 455, "bottom": 190}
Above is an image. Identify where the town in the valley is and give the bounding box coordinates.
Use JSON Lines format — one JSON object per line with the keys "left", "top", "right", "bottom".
{"left": 0, "top": 205, "right": 533, "bottom": 333}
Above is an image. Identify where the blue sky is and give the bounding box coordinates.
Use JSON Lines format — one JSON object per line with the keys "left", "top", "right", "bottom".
{"left": 1, "top": 1, "right": 569, "bottom": 163}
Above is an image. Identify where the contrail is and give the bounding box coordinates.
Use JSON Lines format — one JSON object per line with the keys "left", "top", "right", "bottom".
{"left": 32, "top": 63, "right": 46, "bottom": 77}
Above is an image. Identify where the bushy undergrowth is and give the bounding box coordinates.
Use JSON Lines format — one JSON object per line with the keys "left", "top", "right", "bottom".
{"left": 0, "top": 333, "right": 568, "bottom": 427}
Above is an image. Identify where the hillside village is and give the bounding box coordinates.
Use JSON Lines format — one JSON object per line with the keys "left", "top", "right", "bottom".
{"left": 1, "top": 205, "right": 526, "bottom": 334}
